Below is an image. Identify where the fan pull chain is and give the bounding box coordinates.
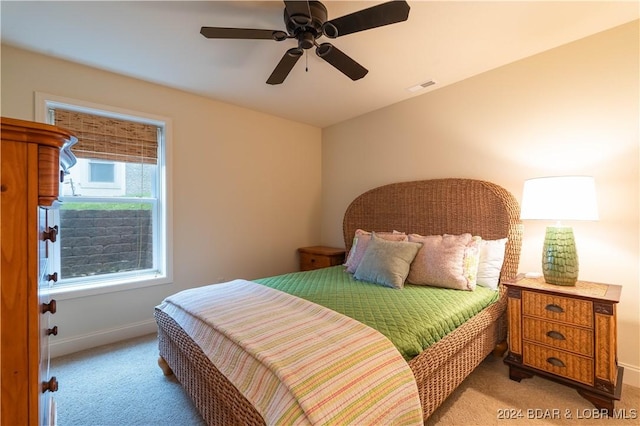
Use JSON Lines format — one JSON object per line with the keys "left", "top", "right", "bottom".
{"left": 305, "top": 50, "right": 308, "bottom": 72}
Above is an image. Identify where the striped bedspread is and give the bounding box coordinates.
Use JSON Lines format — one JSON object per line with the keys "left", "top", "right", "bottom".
{"left": 157, "top": 279, "right": 423, "bottom": 425}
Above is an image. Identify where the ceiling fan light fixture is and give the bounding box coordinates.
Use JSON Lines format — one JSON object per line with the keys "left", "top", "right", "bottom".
{"left": 316, "top": 43, "right": 332, "bottom": 57}
{"left": 290, "top": 15, "right": 312, "bottom": 27}
{"left": 298, "top": 32, "right": 316, "bottom": 50}
{"left": 287, "top": 48, "right": 303, "bottom": 58}
{"left": 272, "top": 31, "right": 289, "bottom": 41}
{"left": 322, "top": 22, "right": 339, "bottom": 38}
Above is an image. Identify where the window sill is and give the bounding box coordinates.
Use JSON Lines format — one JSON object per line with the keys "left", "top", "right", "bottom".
{"left": 49, "top": 274, "right": 172, "bottom": 301}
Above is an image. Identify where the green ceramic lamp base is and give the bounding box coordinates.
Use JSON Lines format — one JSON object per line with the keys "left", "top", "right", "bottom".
{"left": 542, "top": 226, "right": 578, "bottom": 286}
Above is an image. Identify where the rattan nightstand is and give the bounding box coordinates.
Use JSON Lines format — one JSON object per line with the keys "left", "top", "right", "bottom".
{"left": 297, "top": 246, "right": 345, "bottom": 271}
{"left": 503, "top": 274, "right": 623, "bottom": 414}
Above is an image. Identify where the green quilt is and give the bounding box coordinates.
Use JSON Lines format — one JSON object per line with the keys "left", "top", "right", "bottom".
{"left": 255, "top": 266, "right": 499, "bottom": 360}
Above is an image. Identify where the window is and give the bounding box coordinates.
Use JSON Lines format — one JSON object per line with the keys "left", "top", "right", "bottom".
{"left": 89, "top": 161, "right": 115, "bottom": 183}
{"left": 37, "top": 93, "right": 172, "bottom": 297}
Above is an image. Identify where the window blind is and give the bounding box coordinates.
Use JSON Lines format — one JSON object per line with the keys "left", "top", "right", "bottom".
{"left": 52, "top": 108, "right": 158, "bottom": 164}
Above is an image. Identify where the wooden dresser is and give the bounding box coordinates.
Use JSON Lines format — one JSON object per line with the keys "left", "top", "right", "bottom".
{"left": 297, "top": 246, "right": 345, "bottom": 271}
{"left": 503, "top": 275, "right": 623, "bottom": 414}
{"left": 1, "top": 117, "right": 77, "bottom": 426}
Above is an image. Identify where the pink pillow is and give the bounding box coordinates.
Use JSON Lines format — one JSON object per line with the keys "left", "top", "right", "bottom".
{"left": 344, "top": 229, "right": 408, "bottom": 273}
{"left": 407, "top": 233, "right": 477, "bottom": 290}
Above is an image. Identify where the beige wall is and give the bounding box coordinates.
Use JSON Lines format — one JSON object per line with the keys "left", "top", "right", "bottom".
{"left": 1, "top": 45, "right": 322, "bottom": 355}
{"left": 322, "top": 21, "right": 639, "bottom": 386}
{"left": 2, "top": 20, "right": 638, "bottom": 386}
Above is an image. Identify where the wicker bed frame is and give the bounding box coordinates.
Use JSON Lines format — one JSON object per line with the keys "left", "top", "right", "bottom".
{"left": 156, "top": 178, "right": 523, "bottom": 424}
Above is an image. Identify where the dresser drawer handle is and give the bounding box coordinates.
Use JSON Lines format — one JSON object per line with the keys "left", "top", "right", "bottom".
{"left": 546, "top": 357, "right": 566, "bottom": 368}
{"left": 42, "top": 225, "right": 59, "bottom": 243}
{"left": 545, "top": 304, "right": 564, "bottom": 314}
{"left": 41, "top": 299, "right": 57, "bottom": 314}
{"left": 42, "top": 376, "right": 58, "bottom": 393}
{"left": 546, "top": 330, "right": 566, "bottom": 340}
{"left": 47, "top": 326, "right": 59, "bottom": 336}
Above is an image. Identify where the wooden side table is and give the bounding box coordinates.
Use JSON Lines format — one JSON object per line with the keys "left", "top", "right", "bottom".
{"left": 503, "top": 274, "right": 623, "bottom": 414}
{"left": 298, "top": 246, "right": 345, "bottom": 271}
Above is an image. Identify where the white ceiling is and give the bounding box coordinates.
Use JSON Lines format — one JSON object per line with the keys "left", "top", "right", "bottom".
{"left": 1, "top": 1, "right": 638, "bottom": 128}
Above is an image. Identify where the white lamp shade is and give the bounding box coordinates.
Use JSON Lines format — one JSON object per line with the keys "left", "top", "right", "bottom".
{"left": 520, "top": 176, "right": 599, "bottom": 221}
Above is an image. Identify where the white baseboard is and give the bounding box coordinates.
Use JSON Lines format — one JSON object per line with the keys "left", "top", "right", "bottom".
{"left": 620, "top": 362, "right": 640, "bottom": 388}
{"left": 50, "top": 318, "right": 157, "bottom": 359}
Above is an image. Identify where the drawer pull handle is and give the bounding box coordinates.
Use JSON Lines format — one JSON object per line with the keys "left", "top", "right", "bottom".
{"left": 42, "top": 376, "right": 58, "bottom": 393}
{"left": 47, "top": 326, "right": 58, "bottom": 336}
{"left": 42, "top": 225, "right": 58, "bottom": 243}
{"left": 41, "top": 299, "right": 57, "bottom": 314}
{"left": 546, "top": 357, "right": 566, "bottom": 368}
{"left": 545, "top": 304, "right": 564, "bottom": 314}
{"left": 546, "top": 330, "right": 566, "bottom": 340}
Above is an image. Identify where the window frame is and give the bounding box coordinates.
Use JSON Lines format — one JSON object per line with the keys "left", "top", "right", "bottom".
{"left": 36, "top": 92, "right": 173, "bottom": 300}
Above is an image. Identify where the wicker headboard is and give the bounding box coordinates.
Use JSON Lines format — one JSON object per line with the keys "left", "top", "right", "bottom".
{"left": 343, "top": 178, "right": 523, "bottom": 282}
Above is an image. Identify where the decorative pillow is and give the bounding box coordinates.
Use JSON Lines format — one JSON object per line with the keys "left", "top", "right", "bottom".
{"left": 353, "top": 233, "right": 422, "bottom": 289}
{"left": 407, "top": 233, "right": 476, "bottom": 290}
{"left": 344, "top": 229, "right": 408, "bottom": 274}
{"left": 476, "top": 238, "right": 508, "bottom": 290}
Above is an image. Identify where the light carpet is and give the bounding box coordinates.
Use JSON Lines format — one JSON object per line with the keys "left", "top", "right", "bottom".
{"left": 52, "top": 334, "right": 639, "bottom": 425}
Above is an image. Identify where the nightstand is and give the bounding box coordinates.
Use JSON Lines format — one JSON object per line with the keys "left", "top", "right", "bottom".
{"left": 298, "top": 246, "right": 345, "bottom": 271}
{"left": 503, "top": 274, "right": 623, "bottom": 414}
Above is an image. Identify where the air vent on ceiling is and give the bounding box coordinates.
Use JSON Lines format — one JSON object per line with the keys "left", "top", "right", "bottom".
{"left": 407, "top": 80, "right": 436, "bottom": 93}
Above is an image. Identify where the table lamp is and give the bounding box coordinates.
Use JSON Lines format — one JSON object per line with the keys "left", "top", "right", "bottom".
{"left": 520, "top": 176, "right": 599, "bottom": 286}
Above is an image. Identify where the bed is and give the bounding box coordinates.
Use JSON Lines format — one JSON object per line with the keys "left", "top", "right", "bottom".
{"left": 155, "top": 178, "right": 523, "bottom": 424}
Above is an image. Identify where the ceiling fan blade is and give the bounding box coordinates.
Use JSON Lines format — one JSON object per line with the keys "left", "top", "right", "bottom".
{"left": 322, "top": 0, "right": 410, "bottom": 38}
{"left": 200, "top": 27, "right": 288, "bottom": 41}
{"left": 267, "top": 48, "right": 303, "bottom": 85}
{"left": 284, "top": 1, "right": 312, "bottom": 26}
{"left": 316, "top": 43, "right": 368, "bottom": 81}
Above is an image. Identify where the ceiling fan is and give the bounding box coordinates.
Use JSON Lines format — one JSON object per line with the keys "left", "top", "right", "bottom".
{"left": 200, "top": 1, "right": 410, "bottom": 85}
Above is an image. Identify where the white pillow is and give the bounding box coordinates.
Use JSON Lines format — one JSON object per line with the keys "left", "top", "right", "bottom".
{"left": 476, "top": 238, "right": 508, "bottom": 290}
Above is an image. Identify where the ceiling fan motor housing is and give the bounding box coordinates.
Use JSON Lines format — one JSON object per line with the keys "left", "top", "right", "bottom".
{"left": 284, "top": 1, "right": 328, "bottom": 49}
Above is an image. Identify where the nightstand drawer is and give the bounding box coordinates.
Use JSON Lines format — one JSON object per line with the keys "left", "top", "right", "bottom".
{"left": 523, "top": 317, "right": 593, "bottom": 357}
{"left": 523, "top": 342, "right": 594, "bottom": 386}
{"left": 523, "top": 291, "right": 593, "bottom": 328}
{"left": 298, "top": 246, "right": 345, "bottom": 271}
{"left": 300, "top": 253, "right": 333, "bottom": 270}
